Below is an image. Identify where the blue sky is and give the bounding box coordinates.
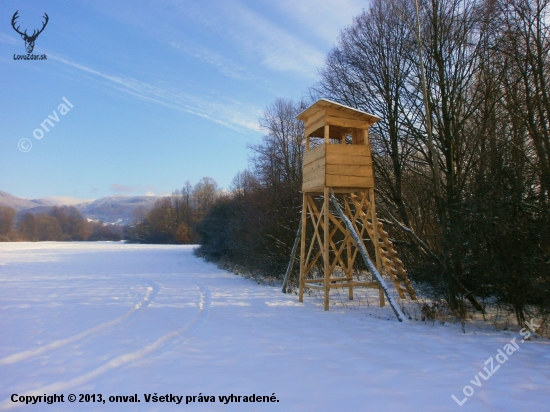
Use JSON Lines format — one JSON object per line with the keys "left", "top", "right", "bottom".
{"left": 0, "top": 0, "right": 365, "bottom": 203}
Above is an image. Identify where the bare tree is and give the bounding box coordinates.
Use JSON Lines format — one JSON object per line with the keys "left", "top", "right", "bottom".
{"left": 0, "top": 206, "right": 17, "bottom": 241}
{"left": 316, "top": 0, "right": 419, "bottom": 229}
{"left": 249, "top": 98, "right": 306, "bottom": 190}
{"left": 193, "top": 177, "right": 219, "bottom": 219}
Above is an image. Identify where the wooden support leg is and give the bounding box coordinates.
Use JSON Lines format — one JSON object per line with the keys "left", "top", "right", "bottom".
{"left": 369, "top": 189, "right": 385, "bottom": 308}
{"left": 323, "top": 187, "right": 330, "bottom": 311}
{"left": 369, "top": 189, "right": 383, "bottom": 274}
{"left": 379, "top": 287, "right": 385, "bottom": 307}
{"left": 299, "top": 193, "right": 307, "bottom": 303}
{"left": 346, "top": 215, "right": 353, "bottom": 300}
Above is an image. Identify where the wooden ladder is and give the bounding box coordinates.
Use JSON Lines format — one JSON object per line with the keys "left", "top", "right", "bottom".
{"left": 349, "top": 193, "right": 417, "bottom": 300}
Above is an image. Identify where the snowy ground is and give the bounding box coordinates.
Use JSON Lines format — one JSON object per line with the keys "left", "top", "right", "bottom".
{"left": 0, "top": 243, "right": 548, "bottom": 411}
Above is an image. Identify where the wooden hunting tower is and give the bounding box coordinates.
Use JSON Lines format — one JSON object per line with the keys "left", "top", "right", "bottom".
{"left": 297, "top": 99, "right": 416, "bottom": 311}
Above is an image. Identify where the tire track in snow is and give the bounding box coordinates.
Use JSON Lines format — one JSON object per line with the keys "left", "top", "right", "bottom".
{"left": 0, "top": 282, "right": 160, "bottom": 366}
{"left": 0, "top": 282, "right": 211, "bottom": 411}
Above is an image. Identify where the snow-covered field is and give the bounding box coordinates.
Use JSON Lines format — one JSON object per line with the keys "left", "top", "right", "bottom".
{"left": 0, "top": 243, "right": 548, "bottom": 411}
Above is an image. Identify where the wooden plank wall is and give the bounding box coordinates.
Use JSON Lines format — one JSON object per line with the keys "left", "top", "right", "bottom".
{"left": 302, "top": 144, "right": 325, "bottom": 192}
{"left": 302, "top": 139, "right": 374, "bottom": 192}
{"left": 325, "top": 145, "right": 374, "bottom": 188}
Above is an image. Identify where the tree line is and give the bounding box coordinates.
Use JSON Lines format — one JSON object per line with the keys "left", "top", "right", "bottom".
{"left": 0, "top": 205, "right": 123, "bottom": 241}
{"left": 197, "top": 0, "right": 550, "bottom": 330}
{"left": 126, "top": 177, "right": 222, "bottom": 244}
{"left": 0, "top": 177, "right": 224, "bottom": 244}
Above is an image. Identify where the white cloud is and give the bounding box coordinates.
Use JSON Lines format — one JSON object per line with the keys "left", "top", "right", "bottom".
{"left": 170, "top": 42, "right": 248, "bottom": 80}
{"left": 49, "top": 54, "right": 262, "bottom": 132}
{"left": 111, "top": 184, "right": 158, "bottom": 195}
{"left": 160, "top": 0, "right": 325, "bottom": 79}
{"left": 111, "top": 184, "right": 135, "bottom": 193}
{"left": 273, "top": 0, "right": 365, "bottom": 46}
{"left": 109, "top": 185, "right": 171, "bottom": 197}
{"left": 81, "top": 0, "right": 333, "bottom": 88}
{"left": 43, "top": 196, "right": 95, "bottom": 205}
{"left": 199, "top": 1, "right": 326, "bottom": 78}
{"left": 0, "top": 33, "right": 18, "bottom": 45}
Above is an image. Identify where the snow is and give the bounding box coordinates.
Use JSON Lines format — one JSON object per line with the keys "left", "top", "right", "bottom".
{"left": 0, "top": 242, "right": 548, "bottom": 411}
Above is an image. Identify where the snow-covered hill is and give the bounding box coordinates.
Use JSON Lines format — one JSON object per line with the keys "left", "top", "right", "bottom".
{"left": 1, "top": 191, "right": 159, "bottom": 225}
{"left": 0, "top": 243, "right": 548, "bottom": 411}
{"left": 0, "top": 191, "right": 54, "bottom": 211}
{"left": 75, "top": 196, "right": 159, "bottom": 225}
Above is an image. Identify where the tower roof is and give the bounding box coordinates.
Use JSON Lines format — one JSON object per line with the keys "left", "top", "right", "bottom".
{"left": 297, "top": 99, "right": 381, "bottom": 124}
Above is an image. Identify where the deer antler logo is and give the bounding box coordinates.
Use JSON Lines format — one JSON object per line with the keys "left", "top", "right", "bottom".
{"left": 11, "top": 11, "right": 49, "bottom": 54}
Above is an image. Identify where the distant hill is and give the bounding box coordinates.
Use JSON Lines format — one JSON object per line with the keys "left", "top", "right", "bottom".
{"left": 0, "top": 190, "right": 54, "bottom": 211}
{"left": 15, "top": 206, "right": 55, "bottom": 222}
{"left": 75, "top": 196, "right": 160, "bottom": 225}
{"left": 1, "top": 191, "right": 160, "bottom": 225}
